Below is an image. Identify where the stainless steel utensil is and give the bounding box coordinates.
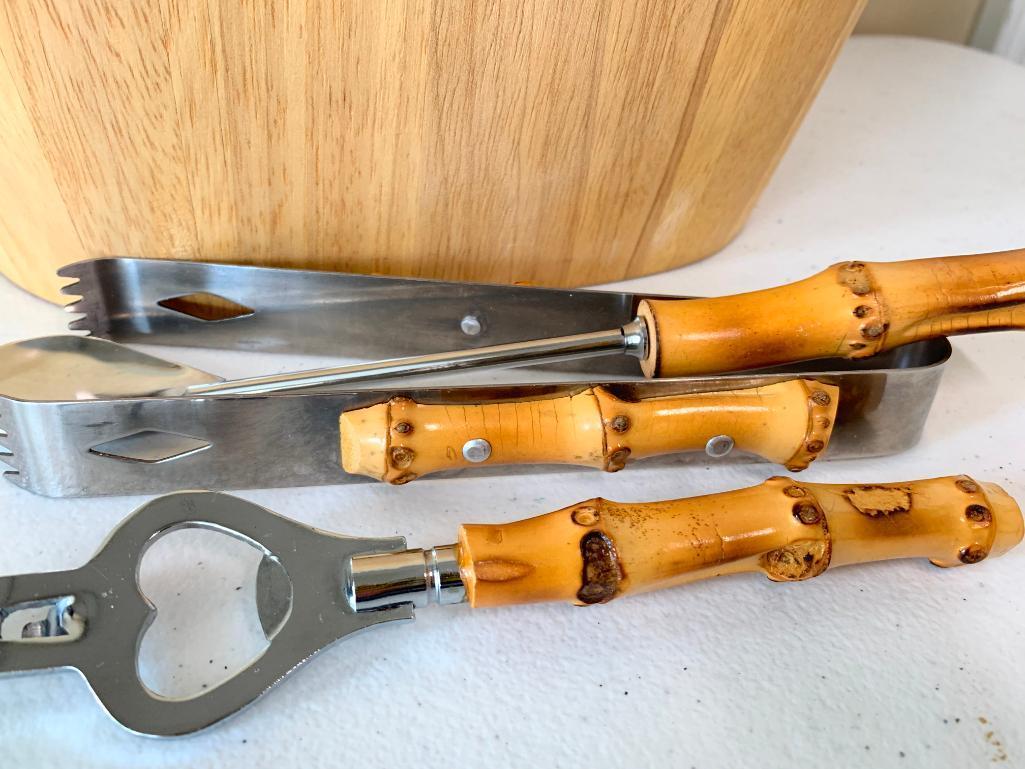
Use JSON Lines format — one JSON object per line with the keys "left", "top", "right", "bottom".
{"left": 0, "top": 337, "right": 949, "bottom": 497}
{"left": 2, "top": 479, "right": 1019, "bottom": 736}
{"left": 0, "top": 255, "right": 978, "bottom": 496}
{"left": 57, "top": 248, "right": 1025, "bottom": 392}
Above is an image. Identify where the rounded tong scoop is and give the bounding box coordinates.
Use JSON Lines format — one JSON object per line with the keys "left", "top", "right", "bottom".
{"left": 0, "top": 323, "right": 645, "bottom": 400}
{"left": 0, "top": 492, "right": 411, "bottom": 736}
{"left": 0, "top": 336, "right": 222, "bottom": 400}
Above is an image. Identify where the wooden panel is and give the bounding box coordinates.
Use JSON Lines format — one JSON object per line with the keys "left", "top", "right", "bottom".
{"left": 632, "top": 0, "right": 867, "bottom": 273}
{"left": 0, "top": 0, "right": 865, "bottom": 302}
{"left": 0, "top": 43, "right": 86, "bottom": 291}
{"left": 0, "top": 1, "right": 198, "bottom": 269}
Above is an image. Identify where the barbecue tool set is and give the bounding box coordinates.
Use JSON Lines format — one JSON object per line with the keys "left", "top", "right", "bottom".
{"left": 2, "top": 246, "right": 1024, "bottom": 736}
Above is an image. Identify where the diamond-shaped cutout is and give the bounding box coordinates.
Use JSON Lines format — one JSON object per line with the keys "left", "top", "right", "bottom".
{"left": 89, "top": 430, "right": 211, "bottom": 463}
{"left": 157, "top": 292, "right": 254, "bottom": 322}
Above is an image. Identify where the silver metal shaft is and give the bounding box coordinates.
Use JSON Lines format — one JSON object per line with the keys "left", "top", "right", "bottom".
{"left": 183, "top": 318, "right": 648, "bottom": 396}
{"left": 348, "top": 545, "right": 466, "bottom": 611}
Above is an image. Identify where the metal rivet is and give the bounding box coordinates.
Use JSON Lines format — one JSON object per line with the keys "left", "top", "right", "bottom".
{"left": 805, "top": 440, "right": 825, "bottom": 454}
{"left": 959, "top": 545, "right": 988, "bottom": 564}
{"left": 460, "top": 314, "right": 483, "bottom": 336}
{"left": 572, "top": 506, "right": 600, "bottom": 526}
{"left": 705, "top": 435, "right": 735, "bottom": 458}
{"left": 390, "top": 446, "right": 414, "bottom": 468}
{"left": 956, "top": 478, "right": 979, "bottom": 494}
{"left": 784, "top": 485, "right": 806, "bottom": 498}
{"left": 610, "top": 415, "right": 630, "bottom": 433}
{"left": 861, "top": 324, "right": 885, "bottom": 339}
{"left": 965, "top": 504, "right": 991, "bottom": 525}
{"left": 394, "top": 421, "right": 413, "bottom": 434}
{"left": 810, "top": 390, "right": 831, "bottom": 407}
{"left": 462, "top": 438, "right": 492, "bottom": 463}
{"left": 793, "top": 501, "right": 821, "bottom": 525}
{"left": 853, "top": 304, "right": 873, "bottom": 318}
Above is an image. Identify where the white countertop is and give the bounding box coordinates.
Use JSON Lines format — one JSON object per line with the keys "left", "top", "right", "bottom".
{"left": 2, "top": 36, "right": 1024, "bottom": 769}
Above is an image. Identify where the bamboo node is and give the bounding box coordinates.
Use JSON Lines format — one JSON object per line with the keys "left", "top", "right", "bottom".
{"left": 609, "top": 415, "right": 630, "bottom": 433}
{"left": 604, "top": 448, "right": 631, "bottom": 472}
{"left": 572, "top": 506, "right": 601, "bottom": 526}
{"left": 810, "top": 390, "right": 832, "bottom": 406}
{"left": 965, "top": 504, "right": 992, "bottom": 525}
{"left": 956, "top": 478, "right": 980, "bottom": 494}
{"left": 958, "top": 545, "right": 988, "bottom": 565}
{"left": 792, "top": 501, "right": 821, "bottom": 525}
{"left": 390, "top": 446, "right": 415, "bottom": 468}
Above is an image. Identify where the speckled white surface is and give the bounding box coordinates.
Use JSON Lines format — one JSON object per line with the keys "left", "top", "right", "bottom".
{"left": 1, "top": 36, "right": 1024, "bottom": 768}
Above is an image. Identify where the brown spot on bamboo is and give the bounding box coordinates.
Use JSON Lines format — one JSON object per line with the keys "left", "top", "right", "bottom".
{"left": 572, "top": 506, "right": 600, "bottom": 526}
{"left": 844, "top": 485, "right": 912, "bottom": 517}
{"left": 604, "top": 447, "right": 631, "bottom": 472}
{"left": 965, "top": 504, "right": 991, "bottom": 525}
{"left": 793, "top": 501, "right": 822, "bottom": 525}
{"left": 390, "top": 446, "right": 414, "bottom": 468}
{"left": 609, "top": 415, "right": 630, "bottom": 433}
{"left": 577, "top": 530, "right": 623, "bottom": 604}
{"left": 958, "top": 545, "right": 988, "bottom": 564}
{"left": 761, "top": 539, "right": 830, "bottom": 581}
{"left": 839, "top": 262, "right": 873, "bottom": 296}
{"left": 956, "top": 478, "right": 979, "bottom": 494}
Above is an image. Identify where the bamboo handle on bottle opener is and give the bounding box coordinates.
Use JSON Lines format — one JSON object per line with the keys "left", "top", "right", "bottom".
{"left": 638, "top": 248, "right": 1025, "bottom": 376}
{"left": 339, "top": 379, "right": 838, "bottom": 483}
{"left": 456, "top": 475, "right": 1023, "bottom": 608}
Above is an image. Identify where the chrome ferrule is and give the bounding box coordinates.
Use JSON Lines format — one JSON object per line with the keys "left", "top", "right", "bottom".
{"left": 621, "top": 316, "right": 648, "bottom": 359}
{"left": 348, "top": 545, "right": 466, "bottom": 612}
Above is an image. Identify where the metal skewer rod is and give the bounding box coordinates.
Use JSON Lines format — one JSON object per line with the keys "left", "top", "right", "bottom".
{"left": 183, "top": 318, "right": 648, "bottom": 396}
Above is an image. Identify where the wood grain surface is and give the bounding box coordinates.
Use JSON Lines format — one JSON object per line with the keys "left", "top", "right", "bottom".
{"left": 0, "top": 0, "right": 863, "bottom": 301}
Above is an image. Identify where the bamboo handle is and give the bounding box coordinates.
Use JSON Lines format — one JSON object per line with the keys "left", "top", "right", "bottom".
{"left": 456, "top": 475, "right": 1023, "bottom": 608}
{"left": 638, "top": 248, "right": 1025, "bottom": 376}
{"left": 339, "top": 379, "right": 838, "bottom": 483}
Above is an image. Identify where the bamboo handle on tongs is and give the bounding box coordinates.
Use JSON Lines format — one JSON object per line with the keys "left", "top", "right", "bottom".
{"left": 638, "top": 248, "right": 1025, "bottom": 376}
{"left": 339, "top": 379, "right": 838, "bottom": 483}
{"left": 455, "top": 475, "right": 1024, "bottom": 608}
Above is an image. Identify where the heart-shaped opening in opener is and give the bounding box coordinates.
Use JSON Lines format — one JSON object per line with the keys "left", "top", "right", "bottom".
{"left": 137, "top": 528, "right": 291, "bottom": 697}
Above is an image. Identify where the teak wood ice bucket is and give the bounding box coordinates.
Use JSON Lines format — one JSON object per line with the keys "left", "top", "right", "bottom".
{"left": 0, "top": 1, "right": 864, "bottom": 302}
